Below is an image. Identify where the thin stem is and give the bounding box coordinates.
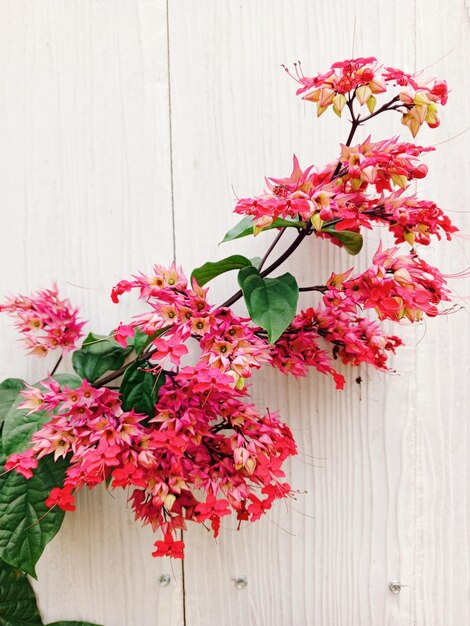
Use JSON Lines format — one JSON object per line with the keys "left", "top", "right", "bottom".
{"left": 258, "top": 227, "right": 287, "bottom": 272}
{"left": 331, "top": 122, "right": 359, "bottom": 179}
{"left": 260, "top": 228, "right": 311, "bottom": 278}
{"left": 331, "top": 96, "right": 401, "bottom": 181}
{"left": 344, "top": 118, "right": 360, "bottom": 148}
{"left": 93, "top": 348, "right": 158, "bottom": 387}
{"left": 358, "top": 95, "right": 401, "bottom": 124}
{"left": 220, "top": 227, "right": 311, "bottom": 309}
{"left": 299, "top": 285, "right": 328, "bottom": 293}
{"left": 50, "top": 355, "right": 63, "bottom": 377}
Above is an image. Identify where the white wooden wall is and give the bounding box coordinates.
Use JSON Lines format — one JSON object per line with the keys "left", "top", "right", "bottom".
{"left": 0, "top": 1, "right": 469, "bottom": 624}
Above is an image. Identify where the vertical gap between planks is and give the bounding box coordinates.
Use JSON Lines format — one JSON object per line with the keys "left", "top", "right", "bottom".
{"left": 166, "top": 2, "right": 186, "bottom": 624}
{"left": 412, "top": 2, "right": 418, "bottom": 622}
{"left": 166, "top": 0, "right": 177, "bottom": 264}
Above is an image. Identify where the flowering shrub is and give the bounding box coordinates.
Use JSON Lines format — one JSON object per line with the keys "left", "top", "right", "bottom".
{"left": 0, "top": 57, "right": 460, "bottom": 586}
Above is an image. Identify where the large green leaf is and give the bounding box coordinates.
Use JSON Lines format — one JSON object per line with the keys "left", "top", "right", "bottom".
{"left": 320, "top": 227, "right": 363, "bottom": 255}
{"left": 221, "top": 216, "right": 305, "bottom": 243}
{"left": 0, "top": 559, "right": 42, "bottom": 626}
{"left": 191, "top": 255, "right": 252, "bottom": 287}
{"left": 120, "top": 364, "right": 165, "bottom": 417}
{"left": 237, "top": 266, "right": 299, "bottom": 343}
{"left": 0, "top": 380, "right": 25, "bottom": 427}
{"left": 72, "top": 333, "right": 132, "bottom": 383}
{"left": 2, "top": 375, "right": 82, "bottom": 457}
{"left": 2, "top": 399, "right": 49, "bottom": 458}
{"left": 0, "top": 453, "right": 68, "bottom": 578}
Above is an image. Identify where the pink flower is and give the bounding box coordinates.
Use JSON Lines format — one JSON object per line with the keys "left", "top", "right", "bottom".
{"left": 152, "top": 333, "right": 189, "bottom": 366}
{"left": 4, "top": 449, "right": 38, "bottom": 479}
{"left": 0, "top": 284, "right": 85, "bottom": 357}
{"left": 113, "top": 323, "right": 135, "bottom": 347}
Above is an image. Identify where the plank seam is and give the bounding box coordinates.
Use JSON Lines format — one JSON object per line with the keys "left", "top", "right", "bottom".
{"left": 166, "top": 0, "right": 177, "bottom": 264}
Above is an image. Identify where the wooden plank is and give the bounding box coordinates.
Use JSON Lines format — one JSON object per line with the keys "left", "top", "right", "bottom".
{"left": 0, "top": 0, "right": 175, "bottom": 380}
{"left": 0, "top": 2, "right": 182, "bottom": 624}
{"left": 168, "top": 1, "right": 421, "bottom": 624}
{"left": 34, "top": 487, "right": 184, "bottom": 626}
{"left": 414, "top": 1, "right": 470, "bottom": 623}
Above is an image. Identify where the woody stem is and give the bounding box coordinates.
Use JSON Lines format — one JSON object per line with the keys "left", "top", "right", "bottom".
{"left": 50, "top": 356, "right": 63, "bottom": 376}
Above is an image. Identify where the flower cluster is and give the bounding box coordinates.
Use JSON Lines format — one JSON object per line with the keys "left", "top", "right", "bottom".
{"left": 269, "top": 240, "right": 452, "bottom": 386}
{"left": 235, "top": 137, "right": 457, "bottom": 247}
{"left": 0, "top": 58, "right": 460, "bottom": 567}
{"left": 0, "top": 285, "right": 85, "bottom": 357}
{"left": 326, "top": 244, "right": 452, "bottom": 322}
{"left": 6, "top": 373, "right": 297, "bottom": 558}
{"left": 286, "top": 57, "right": 449, "bottom": 136}
{"left": 270, "top": 305, "right": 403, "bottom": 387}
{"left": 112, "top": 264, "right": 270, "bottom": 386}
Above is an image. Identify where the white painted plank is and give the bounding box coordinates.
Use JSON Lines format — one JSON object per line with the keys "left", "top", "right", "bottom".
{"left": 169, "top": 1, "right": 468, "bottom": 624}
{"left": 0, "top": 0, "right": 175, "bottom": 381}
{"left": 0, "top": 2, "right": 182, "bottom": 624}
{"left": 414, "top": 1, "right": 470, "bottom": 624}
{"left": 34, "top": 487, "right": 184, "bottom": 626}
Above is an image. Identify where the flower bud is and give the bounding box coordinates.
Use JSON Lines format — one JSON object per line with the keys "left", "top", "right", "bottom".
{"left": 332, "top": 93, "right": 347, "bottom": 116}
{"left": 355, "top": 85, "right": 372, "bottom": 105}
{"left": 366, "top": 95, "right": 377, "bottom": 114}
{"left": 404, "top": 230, "right": 416, "bottom": 246}
{"left": 413, "top": 91, "right": 430, "bottom": 106}
{"left": 311, "top": 213, "right": 324, "bottom": 231}
{"left": 391, "top": 174, "right": 408, "bottom": 189}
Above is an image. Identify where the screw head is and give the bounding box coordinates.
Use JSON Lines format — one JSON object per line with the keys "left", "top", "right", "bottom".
{"left": 159, "top": 573, "right": 171, "bottom": 588}
{"left": 234, "top": 575, "right": 248, "bottom": 589}
{"left": 389, "top": 579, "right": 402, "bottom": 594}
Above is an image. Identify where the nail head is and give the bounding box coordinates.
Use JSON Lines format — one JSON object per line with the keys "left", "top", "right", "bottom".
{"left": 159, "top": 573, "right": 171, "bottom": 587}
{"left": 234, "top": 575, "right": 248, "bottom": 589}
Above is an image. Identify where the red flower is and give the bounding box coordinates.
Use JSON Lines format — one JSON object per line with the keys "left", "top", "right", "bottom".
{"left": 45, "top": 485, "right": 76, "bottom": 511}
{"left": 152, "top": 533, "right": 185, "bottom": 559}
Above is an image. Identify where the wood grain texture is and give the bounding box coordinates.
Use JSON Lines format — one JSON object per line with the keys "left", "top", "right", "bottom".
{"left": 169, "top": 1, "right": 470, "bottom": 625}
{"left": 0, "top": 1, "right": 182, "bottom": 625}
{"left": 0, "top": 0, "right": 468, "bottom": 625}
{"left": 413, "top": 2, "right": 470, "bottom": 624}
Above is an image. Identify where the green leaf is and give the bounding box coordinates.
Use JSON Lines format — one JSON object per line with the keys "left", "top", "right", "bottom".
{"left": 0, "top": 380, "right": 25, "bottom": 427}
{"left": 237, "top": 266, "right": 299, "bottom": 343}
{"left": 132, "top": 329, "right": 149, "bottom": 355}
{"left": 0, "top": 559, "right": 43, "bottom": 625}
{"left": 72, "top": 333, "right": 132, "bottom": 383}
{"left": 221, "top": 216, "right": 305, "bottom": 243}
{"left": 120, "top": 364, "right": 165, "bottom": 417}
{"left": 2, "top": 397, "right": 49, "bottom": 457}
{"left": 320, "top": 227, "right": 364, "bottom": 255}
{"left": 51, "top": 374, "right": 82, "bottom": 389}
{"left": 191, "top": 255, "right": 252, "bottom": 287}
{"left": 0, "top": 454, "right": 68, "bottom": 578}
{"left": 2, "top": 375, "right": 83, "bottom": 457}
{"left": 220, "top": 216, "right": 254, "bottom": 242}
{"left": 47, "top": 622, "right": 104, "bottom": 626}
{"left": 133, "top": 327, "right": 171, "bottom": 357}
